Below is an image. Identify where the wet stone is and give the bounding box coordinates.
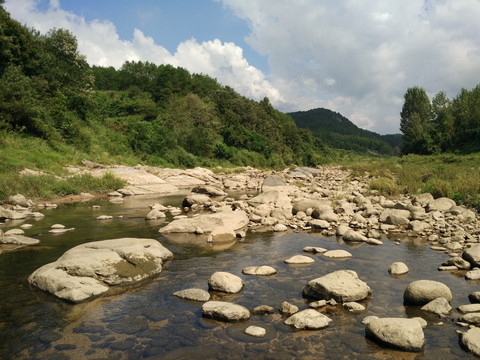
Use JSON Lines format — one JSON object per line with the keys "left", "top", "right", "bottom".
{"left": 245, "top": 325, "right": 266, "bottom": 338}
{"left": 251, "top": 305, "right": 275, "bottom": 315}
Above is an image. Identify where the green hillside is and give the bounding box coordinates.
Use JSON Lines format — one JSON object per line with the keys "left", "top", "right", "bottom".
{"left": 0, "top": 4, "right": 329, "bottom": 173}
{"left": 289, "top": 108, "right": 402, "bottom": 155}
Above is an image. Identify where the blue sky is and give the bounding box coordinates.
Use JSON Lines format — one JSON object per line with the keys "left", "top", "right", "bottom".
{"left": 5, "top": 0, "right": 480, "bottom": 135}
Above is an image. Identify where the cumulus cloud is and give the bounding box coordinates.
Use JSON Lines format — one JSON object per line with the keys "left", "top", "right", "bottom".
{"left": 4, "top": 0, "right": 280, "bottom": 102}
{"left": 221, "top": 0, "right": 480, "bottom": 133}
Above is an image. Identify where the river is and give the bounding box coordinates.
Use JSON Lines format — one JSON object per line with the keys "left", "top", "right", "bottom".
{"left": 0, "top": 194, "right": 477, "bottom": 359}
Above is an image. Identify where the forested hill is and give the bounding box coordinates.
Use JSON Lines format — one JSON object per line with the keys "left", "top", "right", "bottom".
{"left": 289, "top": 108, "right": 402, "bottom": 155}
{"left": 0, "top": 4, "right": 328, "bottom": 170}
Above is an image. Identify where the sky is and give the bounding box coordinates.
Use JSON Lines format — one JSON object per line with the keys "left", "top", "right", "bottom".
{"left": 4, "top": 0, "right": 480, "bottom": 135}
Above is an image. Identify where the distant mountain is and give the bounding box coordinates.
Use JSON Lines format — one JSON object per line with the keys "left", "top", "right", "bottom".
{"left": 288, "top": 108, "right": 402, "bottom": 155}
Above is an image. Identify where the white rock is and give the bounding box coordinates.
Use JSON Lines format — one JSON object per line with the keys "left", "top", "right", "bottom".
{"left": 284, "top": 309, "right": 332, "bottom": 330}
{"left": 461, "top": 327, "right": 480, "bottom": 357}
{"left": 173, "top": 288, "right": 210, "bottom": 302}
{"left": 365, "top": 318, "right": 425, "bottom": 352}
{"left": 208, "top": 272, "right": 244, "bottom": 293}
{"left": 202, "top": 301, "right": 250, "bottom": 322}
{"left": 421, "top": 297, "right": 452, "bottom": 316}
{"left": 245, "top": 325, "right": 266, "bottom": 338}
{"left": 284, "top": 255, "right": 315, "bottom": 264}
{"left": 389, "top": 262, "right": 409, "bottom": 275}
{"left": 323, "top": 250, "right": 352, "bottom": 258}
{"left": 242, "top": 265, "right": 277, "bottom": 276}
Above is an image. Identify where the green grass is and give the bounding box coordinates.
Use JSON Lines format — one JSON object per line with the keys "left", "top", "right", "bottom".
{"left": 343, "top": 153, "right": 480, "bottom": 209}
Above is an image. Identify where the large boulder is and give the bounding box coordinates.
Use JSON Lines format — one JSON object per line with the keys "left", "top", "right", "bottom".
{"left": 202, "top": 301, "right": 250, "bottom": 322}
{"left": 0, "top": 234, "right": 40, "bottom": 246}
{"left": 303, "top": 270, "right": 371, "bottom": 302}
{"left": 403, "top": 280, "right": 452, "bottom": 305}
{"left": 159, "top": 210, "right": 248, "bottom": 234}
{"left": 284, "top": 309, "right": 332, "bottom": 330}
{"left": 191, "top": 185, "right": 226, "bottom": 197}
{"left": 28, "top": 238, "right": 173, "bottom": 303}
{"left": 365, "top": 318, "right": 425, "bottom": 352}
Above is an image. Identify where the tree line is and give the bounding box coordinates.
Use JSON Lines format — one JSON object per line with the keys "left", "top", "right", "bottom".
{"left": 400, "top": 85, "right": 480, "bottom": 154}
{"left": 0, "top": 5, "right": 326, "bottom": 168}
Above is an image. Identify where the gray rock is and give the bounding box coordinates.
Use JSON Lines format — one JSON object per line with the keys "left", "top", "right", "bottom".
{"left": 403, "top": 280, "right": 452, "bottom": 305}
{"left": 191, "top": 185, "right": 226, "bottom": 197}
{"left": 279, "top": 301, "right": 299, "bottom": 316}
{"left": 303, "top": 270, "right": 371, "bottom": 302}
{"left": 284, "top": 309, "right": 332, "bottom": 330}
{"left": 388, "top": 262, "right": 409, "bottom": 275}
{"left": 379, "top": 209, "right": 410, "bottom": 223}
{"left": 284, "top": 255, "right": 315, "bottom": 264}
{"left": 469, "top": 292, "right": 480, "bottom": 304}
{"left": 0, "top": 206, "right": 28, "bottom": 220}
{"left": 442, "top": 257, "right": 470, "bottom": 270}
{"left": 408, "top": 220, "right": 431, "bottom": 232}
{"left": 309, "top": 300, "right": 327, "bottom": 308}
{"left": 343, "top": 302, "right": 366, "bottom": 312}
{"left": 261, "top": 174, "right": 286, "bottom": 189}
{"left": 251, "top": 305, "right": 275, "bottom": 315}
{"left": 242, "top": 265, "right": 277, "bottom": 276}
{"left": 160, "top": 210, "right": 248, "bottom": 234}
{"left": 303, "top": 246, "right": 327, "bottom": 254}
{"left": 343, "top": 229, "right": 367, "bottom": 242}
{"left": 202, "top": 301, "right": 250, "bottom": 322}
{"left": 336, "top": 224, "right": 351, "bottom": 236}
{"left": 465, "top": 269, "right": 480, "bottom": 280}
{"left": 0, "top": 234, "right": 40, "bottom": 245}
{"left": 7, "top": 194, "right": 32, "bottom": 207}
{"left": 5, "top": 228, "right": 24, "bottom": 236}
{"left": 365, "top": 317, "right": 425, "bottom": 352}
{"left": 461, "top": 327, "right": 480, "bottom": 357}
{"left": 245, "top": 325, "right": 266, "bottom": 338}
{"left": 208, "top": 271, "right": 244, "bottom": 293}
{"left": 309, "top": 219, "right": 330, "bottom": 229}
{"left": 183, "top": 194, "right": 212, "bottom": 208}
{"left": 421, "top": 297, "right": 452, "bottom": 316}
{"left": 28, "top": 238, "right": 173, "bottom": 303}
{"left": 463, "top": 245, "right": 480, "bottom": 267}
{"left": 460, "top": 313, "right": 480, "bottom": 325}
{"left": 426, "top": 197, "right": 456, "bottom": 212}
{"left": 173, "top": 288, "right": 210, "bottom": 302}
{"left": 323, "top": 249, "right": 352, "bottom": 258}
{"left": 458, "top": 304, "right": 480, "bottom": 314}
{"left": 292, "top": 199, "right": 331, "bottom": 215}
{"left": 413, "top": 193, "right": 434, "bottom": 207}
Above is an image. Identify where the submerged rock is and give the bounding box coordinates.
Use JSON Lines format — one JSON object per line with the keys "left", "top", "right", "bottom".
{"left": 28, "top": 238, "right": 173, "bottom": 303}
{"left": 284, "top": 309, "right": 332, "bottom": 330}
{"left": 202, "top": 301, "right": 250, "bottom": 322}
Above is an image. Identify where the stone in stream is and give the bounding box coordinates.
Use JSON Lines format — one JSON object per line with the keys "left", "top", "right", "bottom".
{"left": 465, "top": 269, "right": 480, "bottom": 280}
{"left": 245, "top": 326, "right": 266, "bottom": 338}
{"left": 365, "top": 318, "right": 425, "bottom": 352}
{"left": 208, "top": 272, "right": 244, "bottom": 293}
{"left": 284, "top": 255, "right": 315, "bottom": 264}
{"left": 403, "top": 280, "right": 452, "bottom": 306}
{"left": 242, "top": 265, "right": 277, "bottom": 276}
{"left": 459, "top": 313, "right": 480, "bottom": 326}
{"left": 323, "top": 249, "right": 352, "bottom": 259}
{"left": 279, "top": 301, "right": 299, "bottom": 316}
{"left": 388, "top": 262, "right": 409, "bottom": 275}
{"left": 251, "top": 305, "right": 275, "bottom": 315}
{"left": 0, "top": 234, "right": 40, "bottom": 246}
{"left": 468, "top": 292, "right": 480, "bottom": 304}
{"left": 173, "top": 288, "right": 210, "bottom": 302}
{"left": 343, "top": 302, "right": 366, "bottom": 312}
{"left": 303, "top": 246, "right": 327, "bottom": 254}
{"left": 28, "top": 238, "right": 173, "bottom": 303}
{"left": 4, "top": 228, "right": 24, "bottom": 236}
{"left": 420, "top": 297, "right": 452, "bottom": 317}
{"left": 460, "top": 327, "right": 480, "bottom": 357}
{"left": 284, "top": 309, "right": 332, "bottom": 330}
{"left": 342, "top": 229, "right": 367, "bottom": 242}
{"left": 462, "top": 245, "right": 480, "bottom": 268}
{"left": 202, "top": 301, "right": 250, "bottom": 322}
{"left": 442, "top": 257, "right": 471, "bottom": 270}
{"left": 457, "top": 303, "right": 480, "bottom": 314}
{"left": 303, "top": 270, "right": 371, "bottom": 303}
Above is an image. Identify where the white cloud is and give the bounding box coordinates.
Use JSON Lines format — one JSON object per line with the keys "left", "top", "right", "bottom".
{"left": 4, "top": 0, "right": 280, "bottom": 103}
{"left": 221, "top": 0, "right": 480, "bottom": 134}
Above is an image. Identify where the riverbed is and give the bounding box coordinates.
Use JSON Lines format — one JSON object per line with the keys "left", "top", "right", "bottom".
{"left": 0, "top": 194, "right": 477, "bottom": 359}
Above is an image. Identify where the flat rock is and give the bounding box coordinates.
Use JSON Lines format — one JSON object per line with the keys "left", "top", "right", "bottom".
{"left": 245, "top": 325, "right": 266, "bottom": 338}
{"left": 202, "top": 301, "right": 250, "bottom": 322}
{"left": 242, "top": 265, "right": 277, "bottom": 276}
{"left": 343, "top": 302, "right": 366, "bottom": 312}
{"left": 343, "top": 229, "right": 367, "bottom": 242}
{"left": 460, "top": 313, "right": 480, "bottom": 325}
{"left": 173, "top": 288, "right": 210, "bottom": 302}
{"left": 303, "top": 246, "right": 327, "bottom": 254}
{"left": 442, "top": 257, "right": 470, "bottom": 270}
{"left": 458, "top": 304, "right": 480, "bottom": 314}
{"left": 28, "top": 238, "right": 173, "bottom": 303}
{"left": 160, "top": 210, "right": 248, "bottom": 234}
{"left": 323, "top": 250, "right": 352, "bottom": 258}
{"left": 403, "top": 280, "right": 452, "bottom": 305}
{"left": 4, "top": 228, "right": 24, "bottom": 236}
{"left": 0, "top": 235, "right": 40, "bottom": 245}
{"left": 309, "top": 300, "right": 327, "bottom": 308}
{"left": 426, "top": 197, "right": 456, "bottom": 212}
{"left": 303, "top": 270, "right": 371, "bottom": 302}
{"left": 208, "top": 271, "right": 244, "bottom": 293}
{"left": 365, "top": 317, "right": 425, "bottom": 352}
{"left": 191, "top": 185, "right": 226, "bottom": 196}
{"left": 284, "top": 255, "right": 315, "bottom": 264}
{"left": 465, "top": 269, "right": 480, "bottom": 280}
{"left": 207, "top": 226, "right": 236, "bottom": 243}
{"left": 96, "top": 215, "right": 113, "bottom": 220}
{"left": 284, "top": 309, "right": 332, "bottom": 330}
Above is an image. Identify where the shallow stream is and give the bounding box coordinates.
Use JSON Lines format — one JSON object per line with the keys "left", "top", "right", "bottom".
{"left": 0, "top": 194, "right": 478, "bottom": 359}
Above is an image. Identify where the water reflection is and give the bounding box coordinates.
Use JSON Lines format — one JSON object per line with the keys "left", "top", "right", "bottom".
{"left": 0, "top": 196, "right": 477, "bottom": 359}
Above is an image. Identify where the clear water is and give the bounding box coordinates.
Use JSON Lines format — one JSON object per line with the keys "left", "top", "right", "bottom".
{"left": 0, "top": 195, "right": 477, "bottom": 359}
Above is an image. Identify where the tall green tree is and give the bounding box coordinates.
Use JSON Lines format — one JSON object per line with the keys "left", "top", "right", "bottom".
{"left": 400, "top": 86, "right": 433, "bottom": 154}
